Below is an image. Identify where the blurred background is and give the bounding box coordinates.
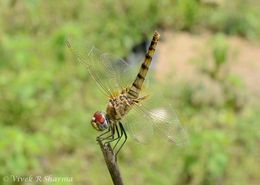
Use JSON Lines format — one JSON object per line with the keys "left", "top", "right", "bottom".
{"left": 0, "top": 0, "right": 260, "bottom": 185}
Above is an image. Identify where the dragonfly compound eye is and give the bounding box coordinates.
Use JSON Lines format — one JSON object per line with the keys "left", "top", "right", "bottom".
{"left": 91, "top": 111, "right": 109, "bottom": 131}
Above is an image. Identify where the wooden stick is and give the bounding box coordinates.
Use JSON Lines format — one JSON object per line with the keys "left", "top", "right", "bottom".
{"left": 97, "top": 139, "right": 124, "bottom": 185}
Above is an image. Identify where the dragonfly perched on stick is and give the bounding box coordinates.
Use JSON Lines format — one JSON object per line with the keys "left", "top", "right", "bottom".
{"left": 66, "top": 31, "right": 188, "bottom": 157}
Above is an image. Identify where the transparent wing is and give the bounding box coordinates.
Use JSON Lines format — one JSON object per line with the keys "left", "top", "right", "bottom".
{"left": 123, "top": 85, "right": 189, "bottom": 146}
{"left": 66, "top": 39, "right": 136, "bottom": 98}
{"left": 123, "top": 106, "right": 154, "bottom": 144}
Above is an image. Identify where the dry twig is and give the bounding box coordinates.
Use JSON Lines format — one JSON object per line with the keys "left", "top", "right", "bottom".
{"left": 97, "top": 139, "right": 124, "bottom": 185}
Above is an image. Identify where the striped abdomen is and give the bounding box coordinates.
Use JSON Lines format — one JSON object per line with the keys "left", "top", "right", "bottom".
{"left": 127, "top": 31, "right": 160, "bottom": 99}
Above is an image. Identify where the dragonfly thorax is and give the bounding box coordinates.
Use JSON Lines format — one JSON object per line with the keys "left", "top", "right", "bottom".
{"left": 106, "top": 93, "right": 134, "bottom": 122}
{"left": 91, "top": 111, "right": 110, "bottom": 131}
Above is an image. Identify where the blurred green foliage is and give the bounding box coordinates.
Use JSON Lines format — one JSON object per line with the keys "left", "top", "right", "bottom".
{"left": 190, "top": 33, "right": 247, "bottom": 111}
{"left": 0, "top": 0, "right": 260, "bottom": 185}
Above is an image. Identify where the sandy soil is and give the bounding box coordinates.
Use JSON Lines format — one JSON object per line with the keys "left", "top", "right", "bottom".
{"left": 156, "top": 31, "right": 260, "bottom": 99}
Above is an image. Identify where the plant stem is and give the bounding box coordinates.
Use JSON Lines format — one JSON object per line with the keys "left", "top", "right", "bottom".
{"left": 97, "top": 138, "right": 124, "bottom": 185}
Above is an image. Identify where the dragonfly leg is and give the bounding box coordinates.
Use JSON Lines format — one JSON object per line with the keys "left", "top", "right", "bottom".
{"left": 97, "top": 126, "right": 114, "bottom": 142}
{"left": 105, "top": 125, "right": 123, "bottom": 147}
{"left": 97, "top": 128, "right": 110, "bottom": 141}
{"left": 115, "top": 122, "right": 127, "bottom": 157}
{"left": 97, "top": 123, "right": 127, "bottom": 158}
{"left": 112, "top": 124, "right": 123, "bottom": 150}
{"left": 99, "top": 124, "right": 124, "bottom": 145}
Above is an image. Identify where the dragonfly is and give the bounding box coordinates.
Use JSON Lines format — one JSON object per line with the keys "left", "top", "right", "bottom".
{"left": 66, "top": 31, "right": 188, "bottom": 156}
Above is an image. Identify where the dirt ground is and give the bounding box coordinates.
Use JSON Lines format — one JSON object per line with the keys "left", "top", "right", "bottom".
{"left": 157, "top": 31, "right": 260, "bottom": 99}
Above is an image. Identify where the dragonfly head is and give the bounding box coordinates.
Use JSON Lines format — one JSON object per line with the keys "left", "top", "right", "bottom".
{"left": 91, "top": 111, "right": 109, "bottom": 131}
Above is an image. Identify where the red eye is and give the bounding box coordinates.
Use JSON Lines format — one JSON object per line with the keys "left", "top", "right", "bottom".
{"left": 94, "top": 112, "right": 105, "bottom": 124}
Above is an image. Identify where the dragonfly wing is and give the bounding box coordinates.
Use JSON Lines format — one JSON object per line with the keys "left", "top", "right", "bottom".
{"left": 66, "top": 39, "right": 136, "bottom": 97}
{"left": 123, "top": 107, "right": 154, "bottom": 144}
{"left": 123, "top": 89, "right": 189, "bottom": 146}
{"left": 135, "top": 103, "right": 188, "bottom": 146}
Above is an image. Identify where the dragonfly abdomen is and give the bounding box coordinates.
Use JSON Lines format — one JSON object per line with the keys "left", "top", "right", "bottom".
{"left": 127, "top": 31, "right": 160, "bottom": 99}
